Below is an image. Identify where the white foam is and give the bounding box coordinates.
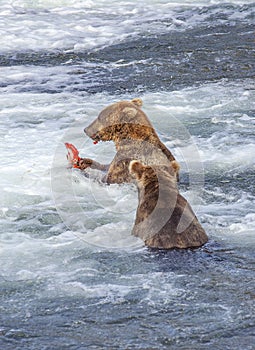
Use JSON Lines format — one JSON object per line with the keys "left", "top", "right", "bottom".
{"left": 0, "top": 80, "right": 254, "bottom": 258}
{"left": 142, "top": 81, "right": 255, "bottom": 173}
{"left": 0, "top": 0, "right": 253, "bottom": 53}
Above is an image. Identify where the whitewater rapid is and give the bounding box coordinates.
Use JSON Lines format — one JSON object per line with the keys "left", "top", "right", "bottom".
{"left": 0, "top": 0, "right": 254, "bottom": 349}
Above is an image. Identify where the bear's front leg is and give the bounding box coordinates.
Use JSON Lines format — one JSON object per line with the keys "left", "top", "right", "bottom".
{"left": 78, "top": 158, "right": 110, "bottom": 172}
{"left": 65, "top": 143, "right": 110, "bottom": 172}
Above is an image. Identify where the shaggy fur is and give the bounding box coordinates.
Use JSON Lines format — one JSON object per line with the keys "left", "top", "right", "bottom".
{"left": 129, "top": 160, "right": 208, "bottom": 249}
{"left": 79, "top": 98, "right": 177, "bottom": 183}
{"left": 79, "top": 98, "right": 208, "bottom": 249}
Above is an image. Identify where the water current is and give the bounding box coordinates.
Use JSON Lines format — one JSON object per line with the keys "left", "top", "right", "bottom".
{"left": 0, "top": 1, "right": 254, "bottom": 349}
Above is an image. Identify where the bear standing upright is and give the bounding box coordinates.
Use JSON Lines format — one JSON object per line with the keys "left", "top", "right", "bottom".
{"left": 71, "top": 98, "right": 208, "bottom": 249}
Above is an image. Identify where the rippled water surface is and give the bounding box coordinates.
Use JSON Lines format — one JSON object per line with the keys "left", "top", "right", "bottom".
{"left": 0, "top": 0, "right": 254, "bottom": 349}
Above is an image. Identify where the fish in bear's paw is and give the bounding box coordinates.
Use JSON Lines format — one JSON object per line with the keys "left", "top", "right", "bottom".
{"left": 80, "top": 98, "right": 177, "bottom": 183}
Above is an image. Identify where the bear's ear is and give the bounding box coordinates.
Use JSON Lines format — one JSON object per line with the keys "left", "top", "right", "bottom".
{"left": 129, "top": 160, "right": 145, "bottom": 180}
{"left": 131, "top": 98, "right": 143, "bottom": 108}
{"left": 171, "top": 160, "right": 180, "bottom": 173}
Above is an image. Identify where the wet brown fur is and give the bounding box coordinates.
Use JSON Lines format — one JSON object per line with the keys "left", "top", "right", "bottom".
{"left": 81, "top": 99, "right": 177, "bottom": 183}
{"left": 129, "top": 160, "right": 208, "bottom": 249}
{"left": 81, "top": 99, "right": 207, "bottom": 249}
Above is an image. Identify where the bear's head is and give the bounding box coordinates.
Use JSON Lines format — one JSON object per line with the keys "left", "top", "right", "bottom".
{"left": 84, "top": 98, "right": 158, "bottom": 144}
{"left": 129, "top": 160, "right": 156, "bottom": 186}
{"left": 129, "top": 160, "right": 180, "bottom": 185}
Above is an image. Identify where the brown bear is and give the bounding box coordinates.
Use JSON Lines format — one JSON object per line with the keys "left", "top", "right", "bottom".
{"left": 128, "top": 160, "right": 208, "bottom": 249}
{"left": 78, "top": 98, "right": 177, "bottom": 183}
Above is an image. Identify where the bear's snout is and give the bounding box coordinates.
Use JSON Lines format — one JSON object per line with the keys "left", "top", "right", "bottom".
{"left": 84, "top": 117, "right": 103, "bottom": 139}
{"left": 84, "top": 125, "right": 97, "bottom": 139}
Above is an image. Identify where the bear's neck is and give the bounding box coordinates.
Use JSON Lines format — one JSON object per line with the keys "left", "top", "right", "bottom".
{"left": 113, "top": 127, "right": 175, "bottom": 162}
{"left": 113, "top": 124, "right": 154, "bottom": 143}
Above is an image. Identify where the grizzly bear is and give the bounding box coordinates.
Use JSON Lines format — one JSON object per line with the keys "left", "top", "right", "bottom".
{"left": 129, "top": 160, "right": 208, "bottom": 249}
{"left": 75, "top": 98, "right": 208, "bottom": 249}
{"left": 77, "top": 98, "right": 177, "bottom": 183}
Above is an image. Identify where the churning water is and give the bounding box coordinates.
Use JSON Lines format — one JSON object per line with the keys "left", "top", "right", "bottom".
{"left": 0, "top": 0, "right": 254, "bottom": 349}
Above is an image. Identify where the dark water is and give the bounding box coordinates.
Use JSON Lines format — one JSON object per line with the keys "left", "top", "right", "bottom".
{"left": 1, "top": 4, "right": 254, "bottom": 94}
{"left": 0, "top": 2, "right": 255, "bottom": 350}
{"left": 1, "top": 246, "right": 254, "bottom": 350}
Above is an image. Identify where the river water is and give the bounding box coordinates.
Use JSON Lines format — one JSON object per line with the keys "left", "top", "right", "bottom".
{"left": 0, "top": 0, "right": 255, "bottom": 349}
